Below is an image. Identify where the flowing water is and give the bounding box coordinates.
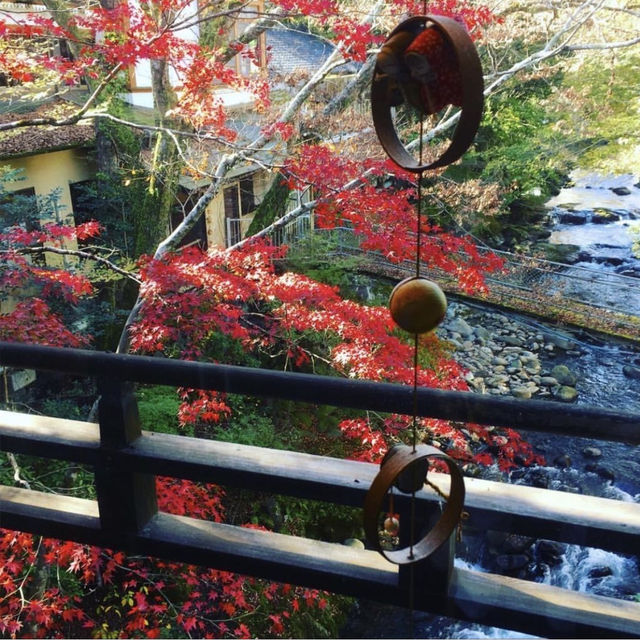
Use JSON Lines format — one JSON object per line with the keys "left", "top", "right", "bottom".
{"left": 341, "top": 173, "right": 640, "bottom": 638}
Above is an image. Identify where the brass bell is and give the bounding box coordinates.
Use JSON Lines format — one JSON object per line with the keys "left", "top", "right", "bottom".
{"left": 389, "top": 276, "right": 447, "bottom": 334}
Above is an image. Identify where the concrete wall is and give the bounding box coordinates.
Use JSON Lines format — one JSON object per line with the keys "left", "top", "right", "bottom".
{"left": 1, "top": 147, "right": 96, "bottom": 269}
{"left": 2, "top": 147, "right": 96, "bottom": 225}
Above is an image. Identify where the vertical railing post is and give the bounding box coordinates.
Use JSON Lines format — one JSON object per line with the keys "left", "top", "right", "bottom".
{"left": 95, "top": 377, "right": 157, "bottom": 537}
{"left": 398, "top": 499, "right": 455, "bottom": 595}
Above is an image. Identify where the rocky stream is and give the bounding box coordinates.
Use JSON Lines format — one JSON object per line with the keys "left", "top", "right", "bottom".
{"left": 341, "top": 173, "right": 640, "bottom": 638}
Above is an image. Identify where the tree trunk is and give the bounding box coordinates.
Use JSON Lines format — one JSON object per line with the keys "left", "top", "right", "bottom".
{"left": 133, "top": 58, "right": 182, "bottom": 256}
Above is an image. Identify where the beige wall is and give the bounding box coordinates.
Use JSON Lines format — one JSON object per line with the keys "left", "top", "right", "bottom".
{"left": 205, "top": 190, "right": 227, "bottom": 249}
{"left": 1, "top": 147, "right": 96, "bottom": 267}
{"left": 2, "top": 147, "right": 96, "bottom": 225}
{"left": 205, "top": 168, "right": 274, "bottom": 249}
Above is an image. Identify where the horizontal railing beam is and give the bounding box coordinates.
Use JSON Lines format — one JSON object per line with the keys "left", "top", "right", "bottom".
{"left": 1, "top": 342, "right": 639, "bottom": 442}
{"left": 3, "top": 411, "right": 640, "bottom": 555}
{"left": 1, "top": 485, "right": 639, "bottom": 639}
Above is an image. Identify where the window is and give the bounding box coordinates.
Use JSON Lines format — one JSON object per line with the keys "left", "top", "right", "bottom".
{"left": 223, "top": 175, "right": 257, "bottom": 246}
{"left": 69, "top": 180, "right": 95, "bottom": 247}
{"left": 0, "top": 187, "right": 38, "bottom": 230}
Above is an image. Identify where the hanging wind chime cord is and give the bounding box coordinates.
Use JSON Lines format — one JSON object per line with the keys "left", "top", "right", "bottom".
{"left": 411, "top": 117, "right": 426, "bottom": 455}
{"left": 408, "top": 90, "right": 427, "bottom": 632}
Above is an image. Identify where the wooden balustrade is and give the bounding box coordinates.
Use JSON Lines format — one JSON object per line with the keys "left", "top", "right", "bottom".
{"left": 1, "top": 341, "right": 640, "bottom": 638}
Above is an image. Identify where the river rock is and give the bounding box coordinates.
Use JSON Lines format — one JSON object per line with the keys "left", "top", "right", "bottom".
{"left": 592, "top": 209, "right": 621, "bottom": 223}
{"left": 502, "top": 534, "right": 535, "bottom": 554}
{"left": 551, "top": 365, "right": 577, "bottom": 386}
{"left": 539, "top": 376, "right": 559, "bottom": 387}
{"left": 546, "top": 334, "right": 572, "bottom": 350}
{"left": 553, "top": 453, "right": 572, "bottom": 468}
{"left": 555, "top": 385, "right": 578, "bottom": 402}
{"left": 589, "top": 565, "right": 614, "bottom": 579}
{"left": 495, "top": 554, "right": 530, "bottom": 572}
{"left": 611, "top": 186, "right": 631, "bottom": 196}
{"left": 585, "top": 464, "right": 615, "bottom": 481}
{"left": 558, "top": 210, "right": 588, "bottom": 224}
{"left": 593, "top": 253, "right": 626, "bottom": 267}
{"left": 501, "top": 335, "right": 524, "bottom": 346}
{"left": 537, "top": 540, "right": 566, "bottom": 565}
{"left": 474, "top": 325, "right": 491, "bottom": 342}
{"left": 536, "top": 242, "right": 582, "bottom": 264}
{"left": 582, "top": 446, "right": 602, "bottom": 458}
{"left": 512, "top": 387, "right": 532, "bottom": 399}
{"left": 623, "top": 364, "right": 640, "bottom": 380}
{"left": 528, "top": 468, "right": 550, "bottom": 488}
{"left": 448, "top": 317, "right": 473, "bottom": 337}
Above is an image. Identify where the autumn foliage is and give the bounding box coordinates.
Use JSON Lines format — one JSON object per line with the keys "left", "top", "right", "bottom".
{"left": 0, "top": 478, "right": 343, "bottom": 638}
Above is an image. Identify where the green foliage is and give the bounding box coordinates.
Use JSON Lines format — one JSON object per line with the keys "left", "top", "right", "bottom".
{"left": 247, "top": 175, "right": 291, "bottom": 236}
{"left": 137, "top": 385, "right": 187, "bottom": 434}
{"left": 212, "top": 395, "right": 283, "bottom": 448}
{"left": 274, "top": 497, "right": 363, "bottom": 542}
{"left": 284, "top": 229, "right": 371, "bottom": 298}
{"left": 563, "top": 51, "right": 640, "bottom": 173}
{"left": 446, "top": 73, "right": 572, "bottom": 242}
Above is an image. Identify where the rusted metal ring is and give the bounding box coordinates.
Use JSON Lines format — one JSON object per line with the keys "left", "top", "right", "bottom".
{"left": 371, "top": 15, "right": 484, "bottom": 172}
{"left": 363, "top": 444, "right": 465, "bottom": 564}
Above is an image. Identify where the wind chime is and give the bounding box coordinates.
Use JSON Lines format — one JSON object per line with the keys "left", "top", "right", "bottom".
{"left": 363, "top": 13, "right": 484, "bottom": 576}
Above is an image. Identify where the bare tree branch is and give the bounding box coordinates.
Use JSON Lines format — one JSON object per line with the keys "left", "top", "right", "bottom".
{"left": 7, "top": 453, "right": 31, "bottom": 489}
{"left": 12, "top": 246, "right": 141, "bottom": 282}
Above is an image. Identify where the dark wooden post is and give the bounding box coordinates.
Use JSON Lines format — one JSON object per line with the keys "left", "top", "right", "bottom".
{"left": 95, "top": 377, "right": 157, "bottom": 536}
{"left": 398, "top": 498, "right": 455, "bottom": 595}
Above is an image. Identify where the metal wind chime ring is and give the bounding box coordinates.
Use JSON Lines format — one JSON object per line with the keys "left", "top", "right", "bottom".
{"left": 363, "top": 14, "right": 484, "bottom": 564}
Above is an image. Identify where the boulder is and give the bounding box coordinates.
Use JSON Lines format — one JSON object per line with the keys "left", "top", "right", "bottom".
{"left": 582, "top": 446, "right": 602, "bottom": 458}
{"left": 539, "top": 376, "right": 559, "bottom": 387}
{"left": 592, "top": 209, "right": 621, "bottom": 223}
{"left": 589, "top": 565, "right": 614, "bottom": 579}
{"left": 486, "top": 530, "right": 508, "bottom": 550}
{"left": 558, "top": 210, "right": 588, "bottom": 224}
{"left": 529, "top": 469, "right": 549, "bottom": 488}
{"left": 546, "top": 334, "right": 573, "bottom": 350}
{"left": 577, "top": 250, "right": 593, "bottom": 262}
{"left": 474, "top": 325, "right": 491, "bottom": 341}
{"left": 512, "top": 387, "right": 532, "bottom": 400}
{"left": 535, "top": 242, "right": 582, "bottom": 265}
{"left": 555, "top": 385, "right": 578, "bottom": 402}
{"left": 610, "top": 186, "right": 631, "bottom": 196}
{"left": 585, "top": 464, "right": 615, "bottom": 481}
{"left": 448, "top": 317, "right": 473, "bottom": 337}
{"left": 551, "top": 365, "right": 577, "bottom": 386}
{"left": 495, "top": 554, "right": 530, "bottom": 572}
{"left": 501, "top": 335, "right": 524, "bottom": 347}
{"left": 537, "top": 540, "right": 566, "bottom": 565}
{"left": 623, "top": 364, "right": 640, "bottom": 380}
{"left": 593, "top": 254, "right": 626, "bottom": 267}
{"left": 553, "top": 453, "right": 572, "bottom": 468}
{"left": 502, "top": 534, "right": 535, "bottom": 554}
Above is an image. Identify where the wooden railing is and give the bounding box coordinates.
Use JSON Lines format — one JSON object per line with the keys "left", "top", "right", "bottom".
{"left": 1, "top": 341, "right": 640, "bottom": 638}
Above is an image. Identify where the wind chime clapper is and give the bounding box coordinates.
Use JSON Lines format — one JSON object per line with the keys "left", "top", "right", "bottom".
{"left": 364, "top": 12, "right": 484, "bottom": 584}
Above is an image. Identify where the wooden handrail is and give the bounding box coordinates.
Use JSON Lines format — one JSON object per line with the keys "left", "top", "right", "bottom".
{"left": 1, "top": 341, "right": 639, "bottom": 442}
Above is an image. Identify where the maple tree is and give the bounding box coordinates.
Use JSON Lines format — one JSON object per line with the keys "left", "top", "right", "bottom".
{"left": 2, "top": 0, "right": 638, "bottom": 636}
